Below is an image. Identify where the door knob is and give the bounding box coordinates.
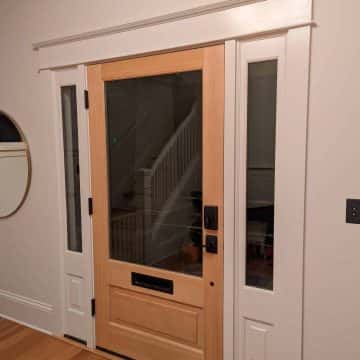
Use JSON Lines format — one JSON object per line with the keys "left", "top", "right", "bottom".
{"left": 202, "top": 235, "right": 218, "bottom": 254}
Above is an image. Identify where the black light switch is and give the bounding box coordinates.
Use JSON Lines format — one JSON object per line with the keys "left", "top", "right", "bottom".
{"left": 204, "top": 206, "right": 218, "bottom": 230}
{"left": 346, "top": 199, "right": 360, "bottom": 224}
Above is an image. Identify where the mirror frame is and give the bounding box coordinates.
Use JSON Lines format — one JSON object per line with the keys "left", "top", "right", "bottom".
{"left": 0, "top": 111, "right": 32, "bottom": 219}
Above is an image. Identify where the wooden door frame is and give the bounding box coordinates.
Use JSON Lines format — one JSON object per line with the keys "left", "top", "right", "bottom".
{"left": 87, "top": 45, "right": 224, "bottom": 360}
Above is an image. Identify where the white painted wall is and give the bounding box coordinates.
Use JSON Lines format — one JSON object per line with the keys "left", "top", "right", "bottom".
{"left": 304, "top": 1, "right": 360, "bottom": 359}
{"left": 0, "top": 0, "right": 359, "bottom": 358}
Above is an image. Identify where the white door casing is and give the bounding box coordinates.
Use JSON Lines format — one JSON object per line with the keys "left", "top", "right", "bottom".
{"left": 234, "top": 28, "right": 310, "bottom": 360}
{"left": 50, "top": 29, "right": 310, "bottom": 358}
{"left": 34, "top": 0, "right": 313, "bottom": 71}
{"left": 54, "top": 66, "right": 94, "bottom": 347}
{"left": 42, "top": 2, "right": 311, "bottom": 357}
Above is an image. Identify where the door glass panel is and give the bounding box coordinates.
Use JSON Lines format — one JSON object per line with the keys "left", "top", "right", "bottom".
{"left": 246, "top": 60, "right": 277, "bottom": 290}
{"left": 61, "top": 86, "right": 83, "bottom": 252}
{"left": 105, "top": 71, "right": 203, "bottom": 277}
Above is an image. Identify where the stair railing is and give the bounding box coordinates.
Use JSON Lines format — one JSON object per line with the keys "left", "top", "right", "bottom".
{"left": 150, "top": 102, "right": 201, "bottom": 213}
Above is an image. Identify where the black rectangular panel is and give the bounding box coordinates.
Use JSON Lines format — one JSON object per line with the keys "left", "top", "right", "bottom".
{"left": 205, "top": 235, "right": 218, "bottom": 254}
{"left": 61, "top": 86, "right": 83, "bottom": 253}
{"left": 131, "top": 272, "right": 174, "bottom": 294}
{"left": 346, "top": 199, "right": 360, "bottom": 224}
{"left": 245, "top": 60, "right": 277, "bottom": 291}
{"left": 204, "top": 206, "right": 218, "bottom": 230}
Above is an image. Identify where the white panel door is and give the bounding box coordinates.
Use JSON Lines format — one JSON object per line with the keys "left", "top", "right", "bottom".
{"left": 235, "top": 28, "right": 310, "bottom": 360}
{"left": 55, "top": 66, "right": 94, "bottom": 347}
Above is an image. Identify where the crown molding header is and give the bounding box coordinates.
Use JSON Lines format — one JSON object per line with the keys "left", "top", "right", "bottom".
{"left": 33, "top": 0, "right": 263, "bottom": 50}
{"left": 36, "top": 0, "right": 313, "bottom": 70}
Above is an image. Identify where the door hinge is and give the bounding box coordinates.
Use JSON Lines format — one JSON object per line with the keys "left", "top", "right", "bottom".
{"left": 88, "top": 197, "right": 93, "bottom": 216}
{"left": 91, "top": 298, "right": 96, "bottom": 317}
{"left": 84, "top": 90, "right": 89, "bottom": 109}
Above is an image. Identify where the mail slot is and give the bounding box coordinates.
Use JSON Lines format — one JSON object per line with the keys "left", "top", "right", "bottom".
{"left": 131, "top": 272, "right": 174, "bottom": 294}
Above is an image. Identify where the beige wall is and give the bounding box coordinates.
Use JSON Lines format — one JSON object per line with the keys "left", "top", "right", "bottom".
{"left": 0, "top": 0, "right": 359, "bottom": 358}
{"left": 304, "top": 1, "right": 360, "bottom": 359}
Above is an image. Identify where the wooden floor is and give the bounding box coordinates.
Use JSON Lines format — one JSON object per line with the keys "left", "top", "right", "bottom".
{"left": 0, "top": 318, "right": 113, "bottom": 360}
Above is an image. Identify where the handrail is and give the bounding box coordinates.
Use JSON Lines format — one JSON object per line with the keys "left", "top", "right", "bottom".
{"left": 151, "top": 102, "right": 199, "bottom": 172}
{"left": 150, "top": 102, "right": 200, "bottom": 206}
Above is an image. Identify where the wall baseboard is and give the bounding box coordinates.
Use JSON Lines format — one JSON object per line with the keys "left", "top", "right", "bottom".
{"left": 0, "top": 289, "right": 55, "bottom": 334}
{"left": 0, "top": 313, "right": 52, "bottom": 335}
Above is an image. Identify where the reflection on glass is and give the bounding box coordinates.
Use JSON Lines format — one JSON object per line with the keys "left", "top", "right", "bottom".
{"left": 105, "top": 71, "right": 203, "bottom": 277}
{"left": 0, "top": 113, "right": 22, "bottom": 142}
{"left": 246, "top": 61, "right": 277, "bottom": 290}
{"left": 61, "top": 86, "right": 83, "bottom": 253}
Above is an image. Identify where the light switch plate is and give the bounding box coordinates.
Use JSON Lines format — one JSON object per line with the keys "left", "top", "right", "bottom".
{"left": 346, "top": 199, "right": 360, "bottom": 224}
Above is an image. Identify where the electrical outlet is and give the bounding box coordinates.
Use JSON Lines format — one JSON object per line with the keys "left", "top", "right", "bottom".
{"left": 346, "top": 199, "right": 360, "bottom": 224}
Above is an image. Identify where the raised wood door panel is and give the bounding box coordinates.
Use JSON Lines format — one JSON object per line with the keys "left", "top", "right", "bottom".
{"left": 88, "top": 45, "right": 224, "bottom": 360}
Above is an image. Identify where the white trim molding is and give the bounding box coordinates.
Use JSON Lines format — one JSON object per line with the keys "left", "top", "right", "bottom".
{"left": 0, "top": 288, "right": 54, "bottom": 334}
{"left": 0, "top": 313, "right": 53, "bottom": 335}
{"left": 33, "top": 0, "right": 264, "bottom": 50}
{"left": 35, "top": 0, "right": 313, "bottom": 70}
{"left": 53, "top": 66, "right": 95, "bottom": 348}
{"left": 0, "top": 288, "right": 53, "bottom": 313}
{"left": 234, "top": 27, "right": 311, "bottom": 360}
{"left": 224, "top": 39, "right": 237, "bottom": 360}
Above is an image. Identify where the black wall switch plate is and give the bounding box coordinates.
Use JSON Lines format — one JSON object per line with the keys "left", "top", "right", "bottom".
{"left": 346, "top": 199, "right": 360, "bottom": 224}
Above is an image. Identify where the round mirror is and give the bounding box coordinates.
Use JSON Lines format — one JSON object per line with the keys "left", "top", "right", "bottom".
{"left": 0, "top": 112, "right": 31, "bottom": 218}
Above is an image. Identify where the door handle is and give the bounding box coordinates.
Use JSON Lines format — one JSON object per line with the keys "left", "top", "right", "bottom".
{"left": 202, "top": 235, "right": 218, "bottom": 254}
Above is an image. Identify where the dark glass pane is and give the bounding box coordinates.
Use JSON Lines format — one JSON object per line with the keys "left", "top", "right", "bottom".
{"left": 106, "top": 71, "right": 203, "bottom": 277}
{"left": 246, "top": 61, "right": 277, "bottom": 290}
{"left": 61, "top": 86, "right": 83, "bottom": 253}
{"left": 0, "top": 113, "right": 21, "bottom": 142}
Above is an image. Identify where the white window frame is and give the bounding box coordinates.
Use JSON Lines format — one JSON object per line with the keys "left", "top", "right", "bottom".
{"left": 54, "top": 66, "right": 95, "bottom": 348}
{"left": 233, "top": 29, "right": 310, "bottom": 360}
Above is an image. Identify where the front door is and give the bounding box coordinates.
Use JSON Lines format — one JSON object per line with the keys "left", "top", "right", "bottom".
{"left": 87, "top": 45, "right": 224, "bottom": 360}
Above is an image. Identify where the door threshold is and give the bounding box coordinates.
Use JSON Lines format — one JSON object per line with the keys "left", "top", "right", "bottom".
{"left": 60, "top": 335, "right": 126, "bottom": 360}
{"left": 96, "top": 346, "right": 134, "bottom": 360}
{"left": 64, "top": 334, "right": 87, "bottom": 346}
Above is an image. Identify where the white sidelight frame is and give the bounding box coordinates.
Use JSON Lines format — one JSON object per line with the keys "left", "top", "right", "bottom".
{"left": 38, "top": 0, "right": 312, "bottom": 358}
{"left": 54, "top": 66, "right": 95, "bottom": 347}
{"left": 224, "top": 39, "right": 237, "bottom": 360}
{"left": 234, "top": 28, "right": 310, "bottom": 360}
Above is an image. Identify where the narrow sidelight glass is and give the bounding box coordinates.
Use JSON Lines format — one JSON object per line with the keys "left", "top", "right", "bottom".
{"left": 245, "top": 60, "right": 278, "bottom": 290}
{"left": 61, "top": 86, "right": 83, "bottom": 253}
{"left": 105, "top": 71, "right": 203, "bottom": 277}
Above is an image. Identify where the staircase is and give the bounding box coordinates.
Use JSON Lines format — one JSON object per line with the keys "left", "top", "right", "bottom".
{"left": 111, "top": 102, "right": 201, "bottom": 263}
{"left": 150, "top": 102, "right": 201, "bottom": 215}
